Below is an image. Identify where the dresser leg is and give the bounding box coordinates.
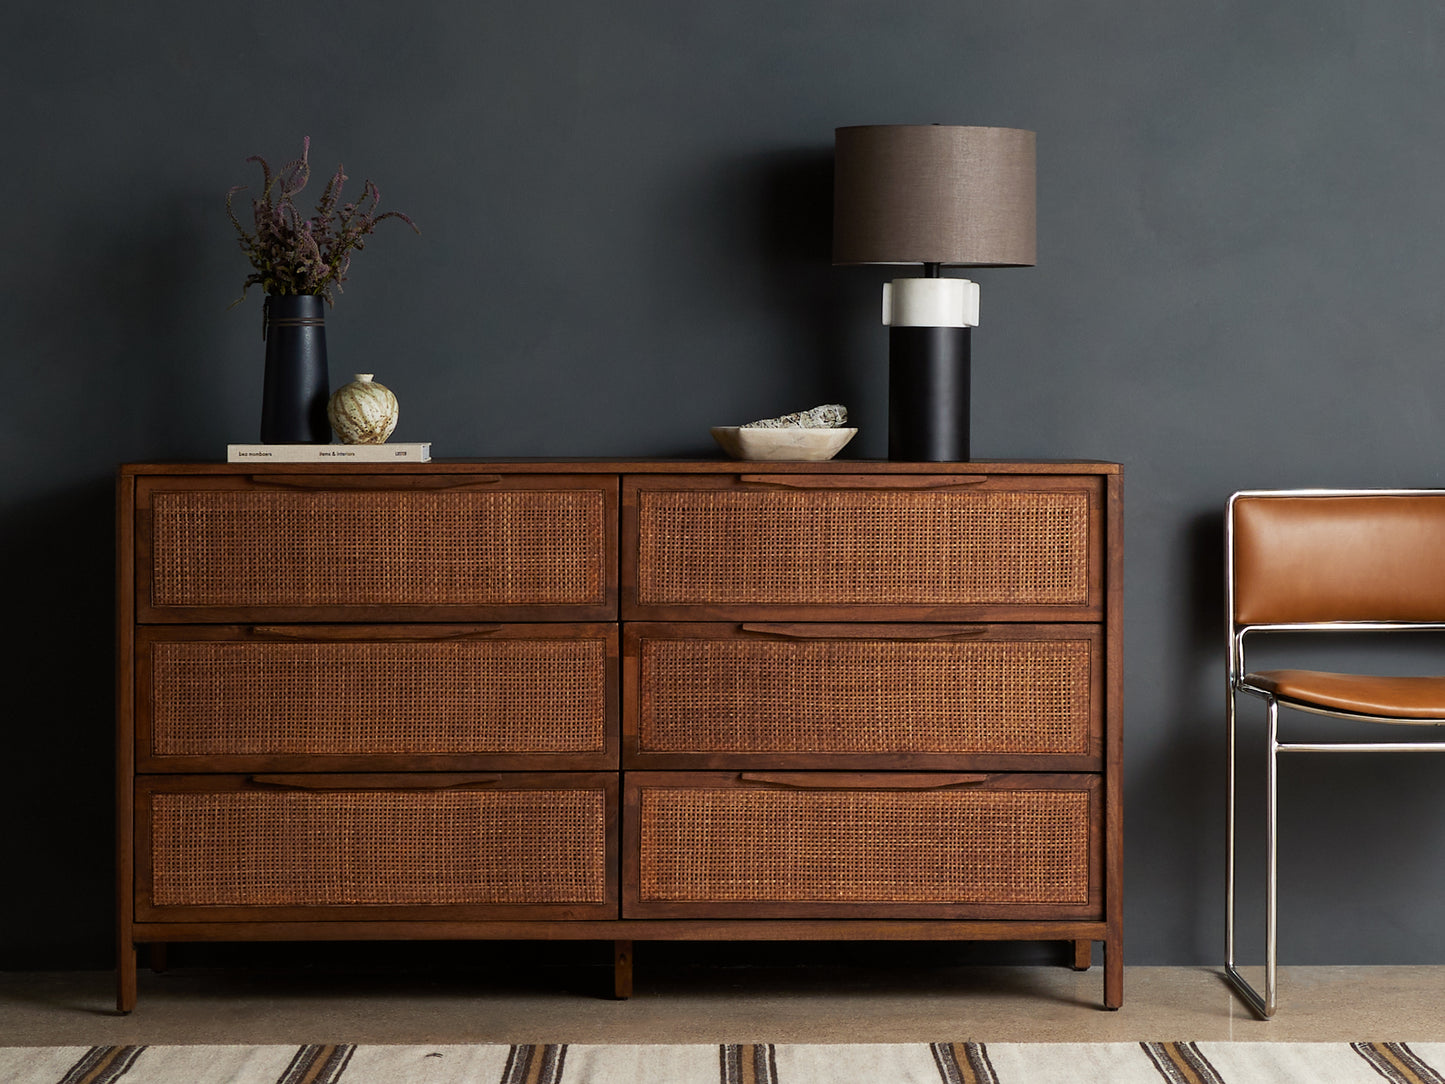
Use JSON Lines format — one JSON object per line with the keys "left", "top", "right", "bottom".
{"left": 149, "top": 942, "right": 168, "bottom": 973}
{"left": 612, "top": 940, "right": 633, "bottom": 1000}
{"left": 1071, "top": 939, "right": 1092, "bottom": 971}
{"left": 1103, "top": 935, "right": 1123, "bottom": 1010}
{"left": 116, "top": 943, "right": 137, "bottom": 1014}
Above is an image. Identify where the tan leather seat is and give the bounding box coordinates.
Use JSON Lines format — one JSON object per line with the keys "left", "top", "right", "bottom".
{"left": 1244, "top": 670, "right": 1445, "bottom": 720}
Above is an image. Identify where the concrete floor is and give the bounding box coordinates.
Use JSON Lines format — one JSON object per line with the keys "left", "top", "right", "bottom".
{"left": 3, "top": 963, "right": 1445, "bottom": 1046}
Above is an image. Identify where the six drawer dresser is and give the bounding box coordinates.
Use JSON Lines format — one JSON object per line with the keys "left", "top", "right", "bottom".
{"left": 116, "top": 459, "right": 1122, "bottom": 1011}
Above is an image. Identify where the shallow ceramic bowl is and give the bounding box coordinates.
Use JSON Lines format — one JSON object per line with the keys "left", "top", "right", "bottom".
{"left": 710, "top": 426, "right": 858, "bottom": 462}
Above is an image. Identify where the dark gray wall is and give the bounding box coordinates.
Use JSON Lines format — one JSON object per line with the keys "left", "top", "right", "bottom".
{"left": 6, "top": 0, "right": 1445, "bottom": 970}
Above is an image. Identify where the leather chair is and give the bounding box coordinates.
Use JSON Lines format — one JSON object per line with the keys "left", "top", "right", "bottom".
{"left": 1226, "top": 490, "right": 1445, "bottom": 1017}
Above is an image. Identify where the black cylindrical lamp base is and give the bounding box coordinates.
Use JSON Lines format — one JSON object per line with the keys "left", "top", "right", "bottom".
{"left": 888, "top": 326, "right": 971, "bottom": 461}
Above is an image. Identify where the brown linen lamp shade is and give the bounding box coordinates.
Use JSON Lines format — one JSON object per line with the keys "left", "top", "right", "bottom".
{"left": 833, "top": 125, "right": 1036, "bottom": 268}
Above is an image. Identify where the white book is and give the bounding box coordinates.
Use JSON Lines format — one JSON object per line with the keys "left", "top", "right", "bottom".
{"left": 227, "top": 442, "right": 432, "bottom": 463}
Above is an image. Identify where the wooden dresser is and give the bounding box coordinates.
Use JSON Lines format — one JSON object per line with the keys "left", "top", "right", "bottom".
{"left": 116, "top": 460, "right": 1122, "bottom": 1011}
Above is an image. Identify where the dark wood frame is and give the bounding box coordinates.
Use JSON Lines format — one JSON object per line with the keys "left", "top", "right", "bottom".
{"left": 116, "top": 460, "right": 1123, "bottom": 1012}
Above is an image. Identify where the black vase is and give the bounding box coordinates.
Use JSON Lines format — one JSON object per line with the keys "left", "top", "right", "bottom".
{"left": 260, "top": 294, "right": 331, "bottom": 443}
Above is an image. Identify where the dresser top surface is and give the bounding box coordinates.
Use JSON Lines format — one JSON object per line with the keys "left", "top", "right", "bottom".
{"left": 119, "top": 458, "right": 1122, "bottom": 478}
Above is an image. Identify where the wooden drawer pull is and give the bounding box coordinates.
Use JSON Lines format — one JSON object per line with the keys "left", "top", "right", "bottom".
{"left": 247, "top": 625, "right": 504, "bottom": 641}
{"left": 738, "top": 474, "right": 988, "bottom": 490}
{"left": 738, "top": 772, "right": 989, "bottom": 790}
{"left": 740, "top": 622, "right": 989, "bottom": 641}
{"left": 247, "top": 474, "right": 505, "bottom": 490}
{"left": 249, "top": 774, "right": 503, "bottom": 791}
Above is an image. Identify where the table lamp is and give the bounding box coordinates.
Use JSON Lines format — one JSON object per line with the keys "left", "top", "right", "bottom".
{"left": 833, "top": 125, "right": 1036, "bottom": 461}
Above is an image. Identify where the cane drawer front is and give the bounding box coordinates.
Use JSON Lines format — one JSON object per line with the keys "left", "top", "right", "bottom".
{"left": 625, "top": 623, "right": 1102, "bottom": 770}
{"left": 137, "top": 774, "right": 618, "bottom": 921}
{"left": 135, "top": 474, "right": 616, "bottom": 623}
{"left": 137, "top": 624, "right": 619, "bottom": 772}
{"left": 623, "top": 474, "right": 1103, "bottom": 621}
{"left": 623, "top": 772, "right": 1101, "bottom": 919}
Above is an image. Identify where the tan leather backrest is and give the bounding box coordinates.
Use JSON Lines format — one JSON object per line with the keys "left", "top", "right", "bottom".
{"left": 1232, "top": 493, "right": 1445, "bottom": 625}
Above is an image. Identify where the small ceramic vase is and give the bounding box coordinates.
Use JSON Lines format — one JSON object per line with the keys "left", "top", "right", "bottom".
{"left": 327, "top": 373, "right": 399, "bottom": 444}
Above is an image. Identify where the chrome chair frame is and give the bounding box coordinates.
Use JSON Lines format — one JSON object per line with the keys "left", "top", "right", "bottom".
{"left": 1225, "top": 489, "right": 1445, "bottom": 1018}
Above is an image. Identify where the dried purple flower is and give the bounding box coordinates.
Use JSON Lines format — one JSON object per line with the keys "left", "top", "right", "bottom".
{"left": 226, "top": 136, "right": 417, "bottom": 308}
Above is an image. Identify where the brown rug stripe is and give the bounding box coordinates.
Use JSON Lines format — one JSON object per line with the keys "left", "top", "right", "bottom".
{"left": 275, "top": 1044, "right": 355, "bottom": 1084}
{"left": 57, "top": 1046, "right": 145, "bottom": 1084}
{"left": 500, "top": 1044, "right": 568, "bottom": 1084}
{"left": 719, "top": 1044, "right": 778, "bottom": 1084}
{"left": 930, "top": 1042, "right": 999, "bottom": 1084}
{"left": 1142, "top": 1041, "right": 1226, "bottom": 1084}
{"left": 1143, "top": 1042, "right": 1227, "bottom": 1084}
{"left": 1353, "top": 1043, "right": 1445, "bottom": 1084}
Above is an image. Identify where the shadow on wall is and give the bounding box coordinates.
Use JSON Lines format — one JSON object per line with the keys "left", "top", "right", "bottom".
{"left": 0, "top": 191, "right": 227, "bottom": 969}
{"left": 16, "top": 200, "right": 241, "bottom": 462}
{"left": 0, "top": 476, "right": 118, "bottom": 968}
{"left": 645, "top": 146, "right": 881, "bottom": 453}
{"left": 1125, "top": 510, "right": 1228, "bottom": 963}
{"left": 747, "top": 147, "right": 883, "bottom": 446}
{"left": 126, "top": 193, "right": 258, "bottom": 457}
{"left": 1181, "top": 510, "right": 1227, "bottom": 962}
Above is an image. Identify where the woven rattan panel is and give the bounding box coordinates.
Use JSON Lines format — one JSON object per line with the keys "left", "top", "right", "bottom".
{"left": 150, "top": 789, "right": 607, "bottom": 906}
{"left": 638, "top": 787, "right": 1089, "bottom": 904}
{"left": 636, "top": 488, "right": 1090, "bottom": 605}
{"left": 151, "top": 638, "right": 608, "bottom": 755}
{"left": 639, "top": 637, "right": 1090, "bottom": 755}
{"left": 150, "top": 488, "right": 606, "bottom": 607}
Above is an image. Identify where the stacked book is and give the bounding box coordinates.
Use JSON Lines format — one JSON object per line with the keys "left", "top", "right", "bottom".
{"left": 226, "top": 443, "right": 431, "bottom": 463}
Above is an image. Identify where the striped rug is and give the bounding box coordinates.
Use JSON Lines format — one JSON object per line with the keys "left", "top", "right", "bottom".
{"left": 4, "top": 1041, "right": 1443, "bottom": 1083}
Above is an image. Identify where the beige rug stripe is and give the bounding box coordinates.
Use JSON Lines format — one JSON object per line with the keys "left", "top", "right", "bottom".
{"left": 774, "top": 1042, "right": 943, "bottom": 1084}
{"left": 333, "top": 1043, "right": 513, "bottom": 1083}
{"left": 1195, "top": 1042, "right": 1402, "bottom": 1083}
{"left": 129, "top": 1046, "right": 300, "bottom": 1084}
{"left": 0, "top": 1045, "right": 298, "bottom": 1084}
{"left": 563, "top": 1044, "right": 718, "bottom": 1084}
{"left": 984, "top": 1042, "right": 1165, "bottom": 1084}
{"left": 0, "top": 1047, "right": 89, "bottom": 1084}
